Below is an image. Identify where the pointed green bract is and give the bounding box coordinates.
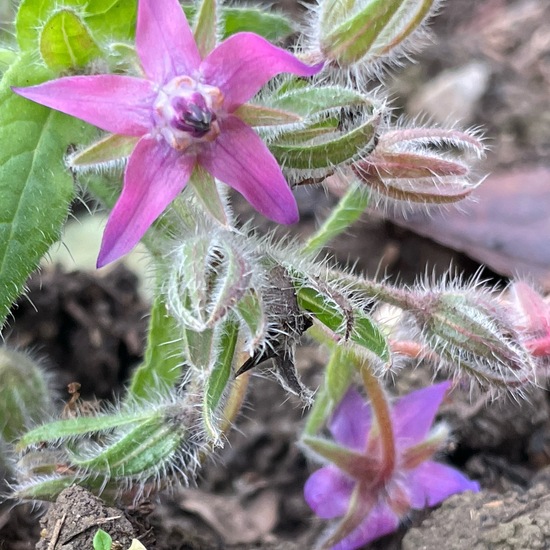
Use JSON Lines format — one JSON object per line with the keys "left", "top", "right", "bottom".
{"left": 0, "top": 55, "right": 95, "bottom": 329}
{"left": 40, "top": 9, "right": 101, "bottom": 70}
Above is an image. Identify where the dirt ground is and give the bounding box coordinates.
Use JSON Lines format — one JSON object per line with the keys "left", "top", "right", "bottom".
{"left": 2, "top": 0, "right": 550, "bottom": 548}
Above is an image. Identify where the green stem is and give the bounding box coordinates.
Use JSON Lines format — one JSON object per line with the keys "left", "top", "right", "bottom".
{"left": 303, "top": 184, "right": 370, "bottom": 255}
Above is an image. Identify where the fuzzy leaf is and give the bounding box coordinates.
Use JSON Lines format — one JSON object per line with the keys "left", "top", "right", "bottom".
{"left": 297, "top": 285, "right": 389, "bottom": 362}
{"left": 39, "top": 9, "right": 101, "bottom": 70}
{"left": 0, "top": 48, "right": 17, "bottom": 72}
{"left": 128, "top": 297, "right": 183, "bottom": 400}
{"left": 93, "top": 530, "right": 112, "bottom": 550}
{"left": 16, "top": 0, "right": 136, "bottom": 53}
{"left": 203, "top": 320, "right": 239, "bottom": 439}
{"left": 0, "top": 55, "right": 96, "bottom": 328}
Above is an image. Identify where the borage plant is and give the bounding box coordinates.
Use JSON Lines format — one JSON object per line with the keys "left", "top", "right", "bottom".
{"left": 0, "top": 0, "right": 546, "bottom": 548}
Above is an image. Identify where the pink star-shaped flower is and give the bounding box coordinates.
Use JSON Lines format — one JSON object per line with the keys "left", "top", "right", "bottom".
{"left": 13, "top": 0, "right": 322, "bottom": 267}
{"left": 304, "top": 383, "right": 479, "bottom": 549}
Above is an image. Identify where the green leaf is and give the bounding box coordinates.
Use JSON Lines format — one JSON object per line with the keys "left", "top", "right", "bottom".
{"left": 296, "top": 285, "right": 389, "bottom": 362}
{"left": 128, "top": 297, "right": 184, "bottom": 400}
{"left": 39, "top": 8, "right": 101, "bottom": 70}
{"left": 93, "top": 529, "right": 113, "bottom": 550}
{"left": 203, "top": 320, "right": 239, "bottom": 439}
{"left": 0, "top": 55, "right": 96, "bottom": 328}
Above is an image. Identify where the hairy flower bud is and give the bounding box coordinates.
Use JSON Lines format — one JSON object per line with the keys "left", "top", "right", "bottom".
{"left": 411, "top": 289, "right": 537, "bottom": 388}
{"left": 314, "top": 0, "right": 441, "bottom": 71}
{"left": 353, "top": 126, "right": 485, "bottom": 205}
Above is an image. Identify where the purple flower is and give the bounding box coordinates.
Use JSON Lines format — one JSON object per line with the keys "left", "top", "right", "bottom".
{"left": 13, "top": 0, "right": 322, "bottom": 267}
{"left": 304, "top": 382, "right": 479, "bottom": 549}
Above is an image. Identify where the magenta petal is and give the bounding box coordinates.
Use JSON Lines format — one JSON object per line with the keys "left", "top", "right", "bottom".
{"left": 136, "top": 0, "right": 201, "bottom": 83}
{"left": 329, "top": 388, "right": 372, "bottom": 451}
{"left": 201, "top": 33, "right": 323, "bottom": 111}
{"left": 332, "top": 505, "right": 399, "bottom": 550}
{"left": 97, "top": 137, "right": 195, "bottom": 267}
{"left": 408, "top": 461, "right": 480, "bottom": 509}
{"left": 392, "top": 382, "right": 451, "bottom": 447}
{"left": 198, "top": 115, "right": 298, "bottom": 224}
{"left": 304, "top": 467, "right": 353, "bottom": 519}
{"left": 13, "top": 76, "right": 156, "bottom": 136}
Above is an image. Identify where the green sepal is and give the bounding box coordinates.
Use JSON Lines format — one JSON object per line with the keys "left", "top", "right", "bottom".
{"left": 296, "top": 285, "right": 389, "bottom": 362}
{"left": 233, "top": 104, "right": 302, "bottom": 127}
{"left": 188, "top": 166, "right": 229, "bottom": 228}
{"left": 203, "top": 320, "right": 239, "bottom": 439}
{"left": 236, "top": 290, "right": 266, "bottom": 354}
{"left": 69, "top": 134, "right": 138, "bottom": 168}
{"left": 17, "top": 410, "right": 155, "bottom": 450}
{"left": 270, "top": 114, "right": 379, "bottom": 170}
{"left": 0, "top": 54, "right": 96, "bottom": 328}
{"left": 303, "top": 184, "right": 370, "bottom": 254}
{"left": 183, "top": 326, "right": 215, "bottom": 370}
{"left": 193, "top": 0, "right": 218, "bottom": 57}
{"left": 13, "top": 475, "right": 78, "bottom": 501}
{"left": 303, "top": 346, "right": 355, "bottom": 436}
{"left": 128, "top": 297, "right": 184, "bottom": 400}
{"left": 0, "top": 48, "right": 17, "bottom": 73}
{"left": 68, "top": 415, "right": 183, "bottom": 477}
{"left": 270, "top": 85, "right": 374, "bottom": 118}
{"left": 39, "top": 8, "right": 101, "bottom": 70}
